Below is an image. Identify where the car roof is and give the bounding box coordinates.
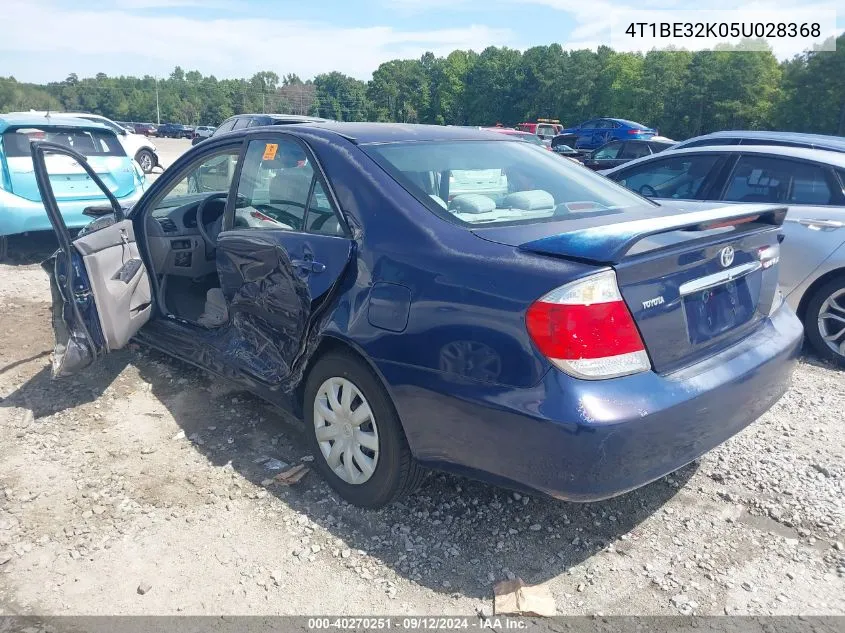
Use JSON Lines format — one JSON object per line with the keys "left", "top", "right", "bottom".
{"left": 605, "top": 144, "right": 845, "bottom": 172}
{"left": 678, "top": 130, "right": 845, "bottom": 150}
{"left": 607, "top": 118, "right": 649, "bottom": 127}
{"left": 0, "top": 114, "right": 112, "bottom": 132}
{"left": 274, "top": 121, "right": 515, "bottom": 144}
{"left": 229, "top": 113, "right": 331, "bottom": 123}
{"left": 7, "top": 111, "right": 110, "bottom": 121}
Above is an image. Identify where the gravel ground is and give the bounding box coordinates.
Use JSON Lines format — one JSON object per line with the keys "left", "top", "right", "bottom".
{"left": 0, "top": 143, "right": 842, "bottom": 616}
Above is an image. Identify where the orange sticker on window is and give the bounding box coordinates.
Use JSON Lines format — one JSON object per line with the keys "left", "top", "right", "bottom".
{"left": 262, "top": 143, "right": 278, "bottom": 160}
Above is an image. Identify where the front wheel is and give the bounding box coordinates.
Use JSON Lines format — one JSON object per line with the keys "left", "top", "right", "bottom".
{"left": 135, "top": 149, "right": 155, "bottom": 174}
{"left": 804, "top": 277, "right": 845, "bottom": 367}
{"left": 304, "top": 352, "right": 424, "bottom": 508}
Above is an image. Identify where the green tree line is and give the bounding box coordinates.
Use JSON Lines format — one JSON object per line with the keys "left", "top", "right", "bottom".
{"left": 1, "top": 35, "right": 843, "bottom": 140}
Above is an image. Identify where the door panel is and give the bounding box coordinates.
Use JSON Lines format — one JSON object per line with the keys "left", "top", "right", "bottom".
{"left": 30, "top": 140, "right": 153, "bottom": 377}
{"left": 215, "top": 230, "right": 353, "bottom": 386}
{"left": 211, "top": 134, "right": 354, "bottom": 388}
{"left": 74, "top": 219, "right": 152, "bottom": 349}
{"left": 779, "top": 208, "right": 845, "bottom": 297}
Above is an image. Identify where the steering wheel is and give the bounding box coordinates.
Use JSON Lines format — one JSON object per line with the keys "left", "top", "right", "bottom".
{"left": 196, "top": 193, "right": 228, "bottom": 248}
{"left": 639, "top": 184, "right": 658, "bottom": 198}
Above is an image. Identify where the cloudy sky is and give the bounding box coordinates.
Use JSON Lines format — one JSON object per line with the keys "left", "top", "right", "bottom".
{"left": 1, "top": 0, "right": 842, "bottom": 83}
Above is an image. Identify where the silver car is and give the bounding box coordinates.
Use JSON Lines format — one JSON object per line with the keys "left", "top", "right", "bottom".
{"left": 603, "top": 145, "right": 845, "bottom": 366}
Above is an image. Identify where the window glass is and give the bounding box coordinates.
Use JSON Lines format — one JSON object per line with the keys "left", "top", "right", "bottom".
{"left": 2, "top": 126, "right": 124, "bottom": 157}
{"left": 519, "top": 133, "right": 545, "bottom": 147}
{"left": 306, "top": 181, "right": 344, "bottom": 236}
{"left": 232, "top": 117, "right": 251, "bottom": 130}
{"left": 580, "top": 120, "right": 598, "bottom": 129}
{"left": 613, "top": 154, "right": 720, "bottom": 199}
{"left": 216, "top": 119, "right": 236, "bottom": 134}
{"left": 536, "top": 125, "right": 555, "bottom": 137}
{"left": 234, "top": 139, "right": 314, "bottom": 231}
{"left": 593, "top": 141, "right": 623, "bottom": 160}
{"left": 79, "top": 116, "right": 123, "bottom": 135}
{"left": 364, "top": 140, "right": 653, "bottom": 226}
{"left": 153, "top": 149, "right": 240, "bottom": 215}
{"left": 619, "top": 142, "right": 652, "bottom": 160}
{"left": 723, "top": 155, "right": 833, "bottom": 205}
{"left": 738, "top": 139, "right": 806, "bottom": 148}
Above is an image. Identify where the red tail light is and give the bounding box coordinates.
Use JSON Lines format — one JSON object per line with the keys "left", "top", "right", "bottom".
{"left": 627, "top": 129, "right": 644, "bottom": 135}
{"left": 525, "top": 270, "right": 651, "bottom": 379}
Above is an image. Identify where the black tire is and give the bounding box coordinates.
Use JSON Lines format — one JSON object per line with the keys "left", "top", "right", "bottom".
{"left": 303, "top": 351, "right": 424, "bottom": 508}
{"left": 135, "top": 149, "right": 155, "bottom": 174}
{"left": 803, "top": 276, "right": 845, "bottom": 367}
{"left": 0, "top": 235, "right": 7, "bottom": 262}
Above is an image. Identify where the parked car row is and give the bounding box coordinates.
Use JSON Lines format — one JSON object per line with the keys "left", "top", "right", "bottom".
{"left": 156, "top": 123, "right": 195, "bottom": 139}
{"left": 5, "top": 111, "right": 160, "bottom": 174}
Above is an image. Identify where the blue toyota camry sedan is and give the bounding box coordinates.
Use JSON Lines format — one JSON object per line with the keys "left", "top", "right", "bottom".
{"left": 30, "top": 123, "right": 802, "bottom": 508}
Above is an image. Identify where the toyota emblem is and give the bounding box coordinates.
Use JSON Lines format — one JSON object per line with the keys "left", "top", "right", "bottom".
{"left": 719, "top": 246, "right": 735, "bottom": 268}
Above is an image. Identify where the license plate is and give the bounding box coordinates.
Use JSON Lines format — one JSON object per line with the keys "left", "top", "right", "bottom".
{"left": 684, "top": 279, "right": 755, "bottom": 344}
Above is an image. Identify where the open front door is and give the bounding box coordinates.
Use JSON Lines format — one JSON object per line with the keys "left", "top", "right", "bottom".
{"left": 31, "top": 141, "right": 153, "bottom": 377}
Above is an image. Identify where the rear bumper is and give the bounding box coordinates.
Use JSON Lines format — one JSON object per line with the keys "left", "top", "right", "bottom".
{"left": 381, "top": 303, "right": 803, "bottom": 501}
{"left": 0, "top": 188, "right": 145, "bottom": 237}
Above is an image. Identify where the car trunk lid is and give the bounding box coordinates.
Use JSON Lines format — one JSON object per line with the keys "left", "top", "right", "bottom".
{"left": 473, "top": 203, "right": 787, "bottom": 374}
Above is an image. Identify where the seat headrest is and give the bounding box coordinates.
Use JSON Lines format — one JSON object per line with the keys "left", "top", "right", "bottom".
{"left": 502, "top": 190, "right": 555, "bottom": 210}
{"left": 449, "top": 194, "right": 496, "bottom": 214}
{"left": 269, "top": 168, "right": 312, "bottom": 202}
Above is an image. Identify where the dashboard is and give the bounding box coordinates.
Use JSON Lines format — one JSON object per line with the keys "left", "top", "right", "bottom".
{"left": 146, "top": 196, "right": 225, "bottom": 278}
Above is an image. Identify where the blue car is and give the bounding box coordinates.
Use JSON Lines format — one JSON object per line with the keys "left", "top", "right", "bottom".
{"left": 556, "top": 118, "right": 656, "bottom": 151}
{"left": 0, "top": 115, "right": 146, "bottom": 260}
{"left": 31, "top": 123, "right": 801, "bottom": 508}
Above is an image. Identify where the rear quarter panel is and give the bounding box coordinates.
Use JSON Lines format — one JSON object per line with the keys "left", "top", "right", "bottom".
{"left": 297, "top": 129, "right": 598, "bottom": 389}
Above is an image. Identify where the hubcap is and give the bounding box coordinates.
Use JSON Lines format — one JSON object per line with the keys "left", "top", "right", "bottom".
{"left": 818, "top": 288, "right": 845, "bottom": 358}
{"left": 313, "top": 377, "right": 379, "bottom": 485}
{"left": 139, "top": 153, "right": 153, "bottom": 172}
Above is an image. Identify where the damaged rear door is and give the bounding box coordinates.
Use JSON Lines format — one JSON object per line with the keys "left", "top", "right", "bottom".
{"left": 31, "top": 141, "right": 153, "bottom": 376}
{"left": 215, "top": 135, "right": 353, "bottom": 390}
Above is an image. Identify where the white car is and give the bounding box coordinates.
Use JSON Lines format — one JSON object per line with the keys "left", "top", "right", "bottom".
{"left": 195, "top": 125, "right": 216, "bottom": 138}
{"left": 8, "top": 111, "right": 160, "bottom": 174}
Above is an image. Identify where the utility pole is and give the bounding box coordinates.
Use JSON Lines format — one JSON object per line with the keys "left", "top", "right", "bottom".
{"left": 262, "top": 91, "right": 265, "bottom": 114}
{"left": 155, "top": 77, "right": 160, "bottom": 124}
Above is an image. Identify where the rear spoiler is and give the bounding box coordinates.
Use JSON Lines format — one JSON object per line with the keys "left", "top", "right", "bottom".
{"left": 518, "top": 204, "right": 787, "bottom": 264}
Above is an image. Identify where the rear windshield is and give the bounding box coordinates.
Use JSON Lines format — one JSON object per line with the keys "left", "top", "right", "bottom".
{"left": 364, "top": 140, "right": 652, "bottom": 226}
{"left": 520, "top": 134, "right": 545, "bottom": 146}
{"left": 2, "top": 126, "right": 125, "bottom": 158}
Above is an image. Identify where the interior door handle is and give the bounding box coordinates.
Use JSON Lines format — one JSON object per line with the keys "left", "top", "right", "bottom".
{"left": 291, "top": 259, "right": 326, "bottom": 273}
